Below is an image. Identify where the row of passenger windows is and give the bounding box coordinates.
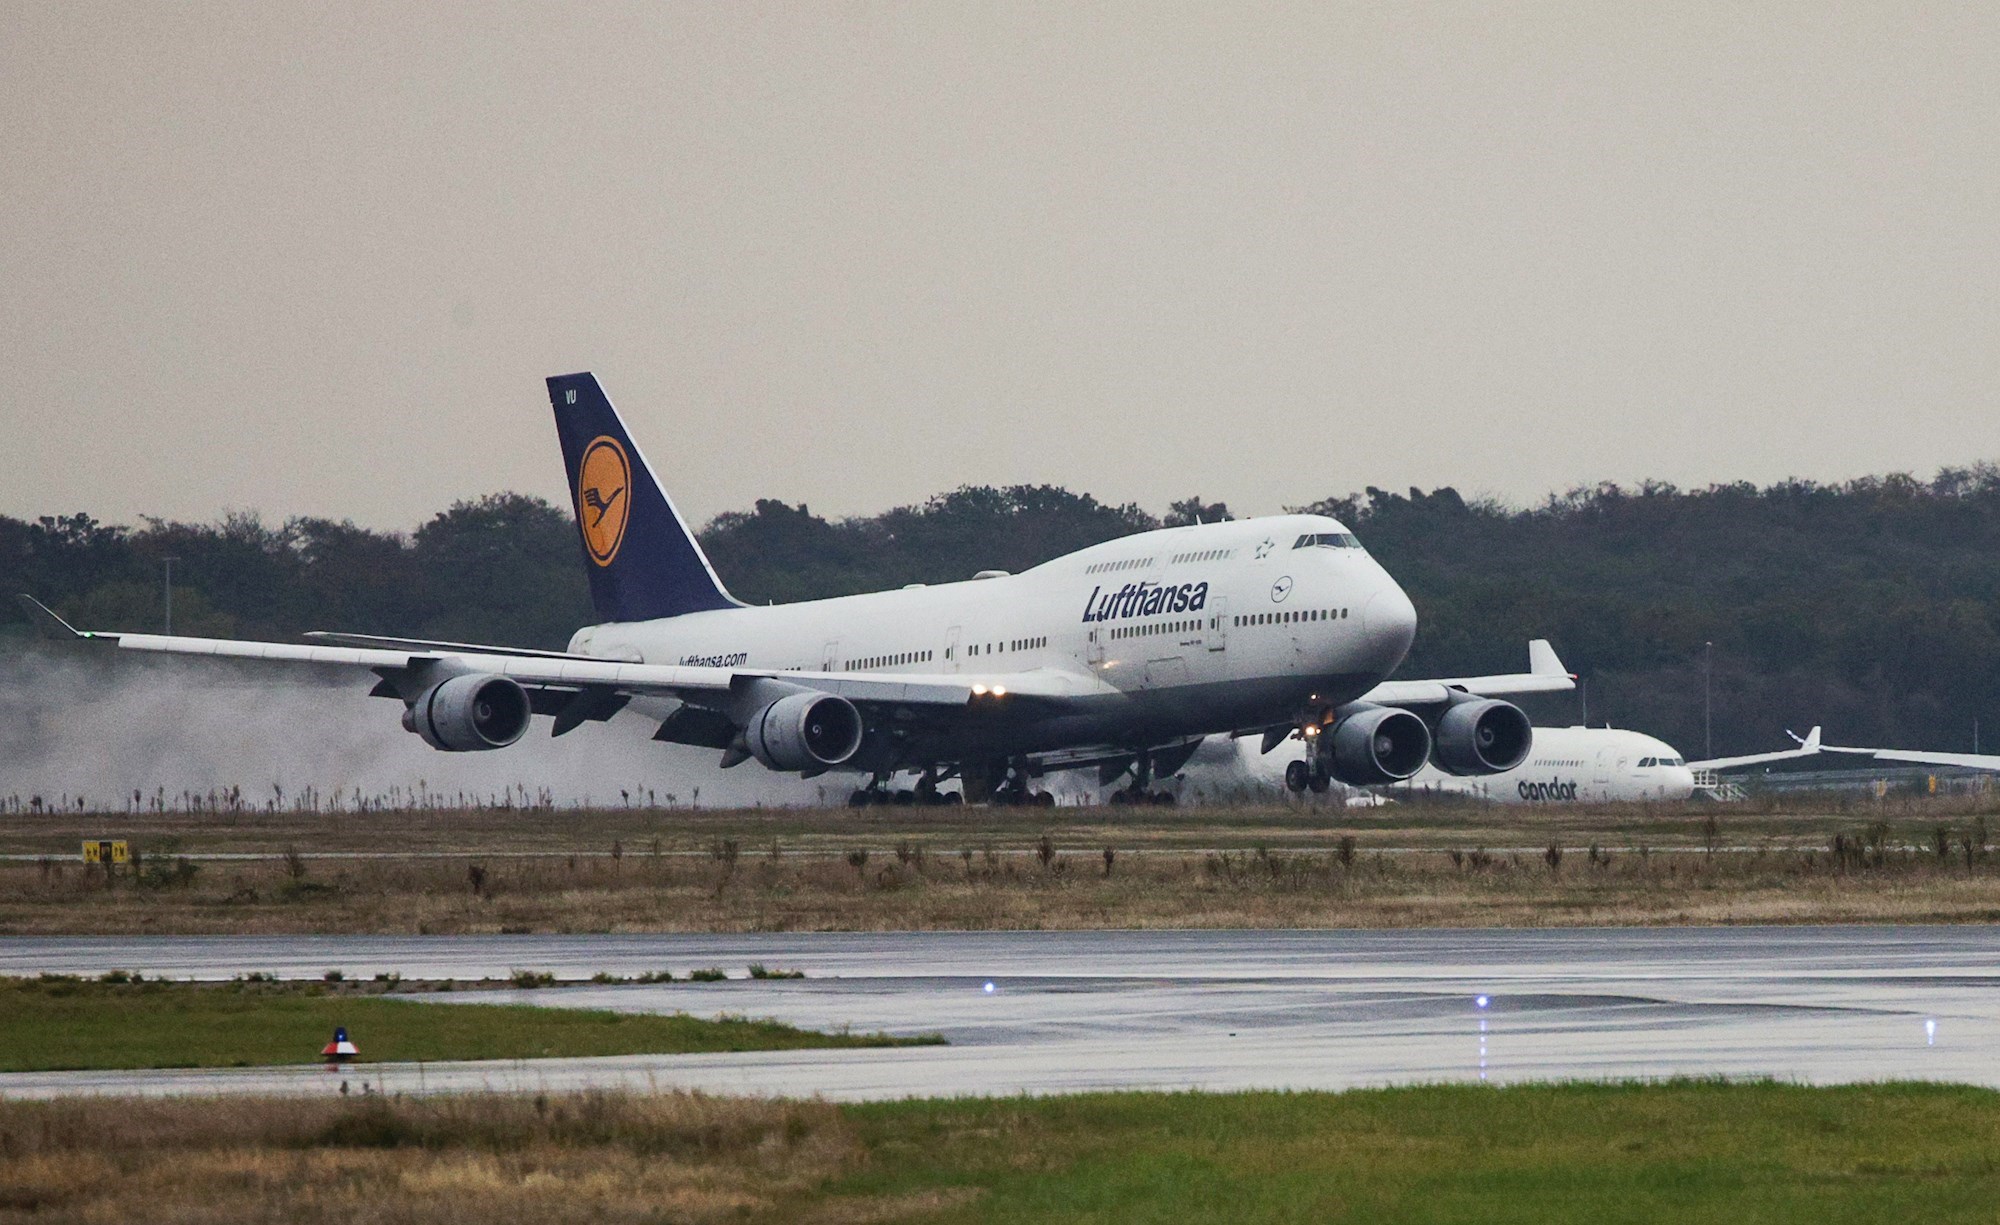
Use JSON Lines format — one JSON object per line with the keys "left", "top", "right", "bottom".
{"left": 1110, "top": 618, "right": 1207, "bottom": 640}
{"left": 1084, "top": 557, "right": 1155, "bottom": 574}
{"left": 1170, "top": 548, "right": 1234, "bottom": 564}
{"left": 843, "top": 649, "right": 933, "bottom": 671}
{"left": 1294, "top": 533, "right": 1360, "bottom": 549}
{"left": 1639, "top": 756, "right": 1686, "bottom": 767}
{"left": 965, "top": 636, "right": 1046, "bottom": 657}
{"left": 1236, "top": 608, "right": 1347, "bottom": 627}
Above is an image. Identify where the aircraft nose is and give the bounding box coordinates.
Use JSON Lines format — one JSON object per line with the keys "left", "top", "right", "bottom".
{"left": 1360, "top": 579, "right": 1418, "bottom": 672}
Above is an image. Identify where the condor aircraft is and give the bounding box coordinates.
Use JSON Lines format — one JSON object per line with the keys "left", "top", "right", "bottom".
{"left": 20, "top": 373, "right": 1572, "bottom": 805}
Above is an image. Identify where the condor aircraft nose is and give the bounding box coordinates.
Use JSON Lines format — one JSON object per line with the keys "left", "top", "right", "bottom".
{"left": 1359, "top": 578, "right": 1418, "bottom": 674}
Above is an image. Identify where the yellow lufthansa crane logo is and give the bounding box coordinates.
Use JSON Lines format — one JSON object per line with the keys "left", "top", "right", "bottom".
{"left": 577, "top": 435, "right": 632, "bottom": 566}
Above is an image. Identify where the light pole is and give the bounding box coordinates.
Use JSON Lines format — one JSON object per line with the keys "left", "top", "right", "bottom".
{"left": 163, "top": 557, "right": 179, "bottom": 635}
{"left": 1703, "top": 640, "right": 1713, "bottom": 759}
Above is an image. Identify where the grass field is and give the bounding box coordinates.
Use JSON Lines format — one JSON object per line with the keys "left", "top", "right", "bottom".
{"left": 1, "top": 1081, "right": 1996, "bottom": 1222}
{"left": 6, "top": 794, "right": 2000, "bottom": 933}
{"left": 0, "top": 976, "right": 935, "bottom": 1072}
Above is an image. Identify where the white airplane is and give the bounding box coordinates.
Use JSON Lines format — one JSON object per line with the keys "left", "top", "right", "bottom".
{"left": 1198, "top": 709, "right": 1696, "bottom": 804}
{"left": 19, "top": 372, "right": 1573, "bottom": 806}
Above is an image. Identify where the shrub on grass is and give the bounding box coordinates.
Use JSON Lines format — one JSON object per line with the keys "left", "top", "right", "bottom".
{"left": 509, "top": 970, "right": 556, "bottom": 989}
{"left": 689, "top": 968, "right": 728, "bottom": 983}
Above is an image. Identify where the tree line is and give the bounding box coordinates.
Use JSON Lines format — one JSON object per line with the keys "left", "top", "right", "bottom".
{"left": 5, "top": 470, "right": 1999, "bottom": 758}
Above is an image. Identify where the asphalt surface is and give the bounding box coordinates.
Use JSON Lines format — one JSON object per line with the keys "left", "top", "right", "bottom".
{"left": 2, "top": 928, "right": 1995, "bottom": 1100}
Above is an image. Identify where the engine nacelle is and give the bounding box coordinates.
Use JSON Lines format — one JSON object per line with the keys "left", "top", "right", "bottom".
{"left": 1324, "top": 704, "right": 1432, "bottom": 786}
{"left": 744, "top": 692, "right": 865, "bottom": 771}
{"left": 1432, "top": 696, "right": 1533, "bottom": 775}
{"left": 402, "top": 674, "right": 531, "bottom": 751}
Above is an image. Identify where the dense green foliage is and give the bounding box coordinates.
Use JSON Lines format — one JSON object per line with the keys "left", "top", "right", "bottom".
{"left": 837, "top": 1082, "right": 2000, "bottom": 1223}
{"left": 5, "top": 466, "right": 2000, "bottom": 756}
{"left": 0, "top": 976, "right": 929, "bottom": 1071}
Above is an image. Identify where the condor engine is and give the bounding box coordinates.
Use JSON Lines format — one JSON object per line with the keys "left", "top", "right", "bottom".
{"left": 1431, "top": 695, "right": 1533, "bottom": 775}
{"left": 745, "top": 692, "right": 865, "bottom": 771}
{"left": 402, "top": 674, "right": 532, "bottom": 751}
{"left": 1322, "top": 704, "right": 1432, "bottom": 786}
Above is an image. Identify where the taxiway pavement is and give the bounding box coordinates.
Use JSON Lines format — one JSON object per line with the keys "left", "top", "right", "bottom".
{"left": 1, "top": 927, "right": 1993, "bottom": 1099}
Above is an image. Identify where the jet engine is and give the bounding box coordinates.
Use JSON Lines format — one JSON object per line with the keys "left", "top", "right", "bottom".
{"left": 1324, "top": 704, "right": 1432, "bottom": 786}
{"left": 744, "top": 692, "right": 865, "bottom": 771}
{"left": 1431, "top": 696, "right": 1533, "bottom": 775}
{"left": 402, "top": 674, "right": 531, "bottom": 751}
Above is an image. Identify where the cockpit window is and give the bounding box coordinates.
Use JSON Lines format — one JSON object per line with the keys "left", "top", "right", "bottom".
{"left": 1293, "top": 532, "right": 1361, "bottom": 549}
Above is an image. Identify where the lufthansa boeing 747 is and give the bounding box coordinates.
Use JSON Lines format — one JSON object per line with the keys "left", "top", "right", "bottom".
{"left": 20, "top": 373, "right": 1572, "bottom": 805}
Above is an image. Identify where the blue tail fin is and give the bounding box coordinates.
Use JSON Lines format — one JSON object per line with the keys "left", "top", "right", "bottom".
{"left": 547, "top": 373, "right": 740, "bottom": 622}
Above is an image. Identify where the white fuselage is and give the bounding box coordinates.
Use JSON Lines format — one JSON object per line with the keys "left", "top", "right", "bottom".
{"left": 1203, "top": 724, "right": 1697, "bottom": 804}
{"left": 567, "top": 515, "right": 1417, "bottom": 761}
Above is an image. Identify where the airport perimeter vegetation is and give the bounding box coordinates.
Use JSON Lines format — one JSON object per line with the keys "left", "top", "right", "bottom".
{"left": 3, "top": 1080, "right": 1998, "bottom": 1223}
{"left": 5, "top": 791, "right": 2000, "bottom": 934}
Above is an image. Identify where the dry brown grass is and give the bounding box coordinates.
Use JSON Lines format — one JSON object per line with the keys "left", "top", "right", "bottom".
{"left": 6, "top": 799, "right": 2000, "bottom": 932}
{"left": 0, "top": 1090, "right": 886, "bottom": 1224}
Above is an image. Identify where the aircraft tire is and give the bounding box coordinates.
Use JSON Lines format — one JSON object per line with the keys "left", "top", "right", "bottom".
{"left": 1308, "top": 772, "right": 1331, "bottom": 795}
{"left": 848, "top": 789, "right": 872, "bottom": 808}
{"left": 1034, "top": 790, "right": 1056, "bottom": 808}
{"left": 1151, "top": 791, "right": 1176, "bottom": 807}
{"left": 1284, "top": 760, "right": 1311, "bottom": 794}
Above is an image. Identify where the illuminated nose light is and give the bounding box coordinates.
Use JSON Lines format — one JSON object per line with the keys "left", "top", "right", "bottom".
{"left": 1475, "top": 995, "right": 1490, "bottom": 1009}
{"left": 992, "top": 685, "right": 1007, "bottom": 697}
{"left": 983, "top": 981, "right": 997, "bottom": 995}
{"left": 972, "top": 684, "right": 988, "bottom": 695}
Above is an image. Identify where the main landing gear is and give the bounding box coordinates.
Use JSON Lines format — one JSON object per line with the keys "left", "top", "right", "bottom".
{"left": 1107, "top": 753, "right": 1176, "bottom": 806}
{"left": 1284, "top": 758, "right": 1333, "bottom": 795}
{"left": 847, "top": 772, "right": 965, "bottom": 808}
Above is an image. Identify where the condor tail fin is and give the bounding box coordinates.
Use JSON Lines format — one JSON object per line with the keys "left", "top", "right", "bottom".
{"left": 547, "top": 373, "right": 740, "bottom": 622}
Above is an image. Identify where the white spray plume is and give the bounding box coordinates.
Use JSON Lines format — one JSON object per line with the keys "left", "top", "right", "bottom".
{"left": 0, "top": 646, "right": 827, "bottom": 810}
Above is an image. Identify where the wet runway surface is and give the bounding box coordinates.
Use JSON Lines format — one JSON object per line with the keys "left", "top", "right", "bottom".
{"left": 3, "top": 928, "right": 1996, "bottom": 1100}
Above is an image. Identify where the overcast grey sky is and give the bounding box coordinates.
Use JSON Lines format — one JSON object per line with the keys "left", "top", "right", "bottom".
{"left": 3, "top": 2, "right": 1996, "bottom": 532}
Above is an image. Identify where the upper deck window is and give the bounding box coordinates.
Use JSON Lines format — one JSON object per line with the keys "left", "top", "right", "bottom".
{"left": 1293, "top": 532, "right": 1360, "bottom": 549}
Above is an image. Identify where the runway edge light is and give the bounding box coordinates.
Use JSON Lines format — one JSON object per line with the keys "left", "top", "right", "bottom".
{"left": 322, "top": 1026, "right": 359, "bottom": 1064}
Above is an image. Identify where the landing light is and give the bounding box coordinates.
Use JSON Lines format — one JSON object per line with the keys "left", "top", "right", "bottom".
{"left": 983, "top": 981, "right": 997, "bottom": 995}
{"left": 1926, "top": 1018, "right": 1937, "bottom": 1045}
{"left": 1475, "top": 995, "right": 1490, "bottom": 1009}
{"left": 992, "top": 685, "right": 1007, "bottom": 697}
{"left": 972, "top": 684, "right": 988, "bottom": 695}
{"left": 1303, "top": 725, "right": 1319, "bottom": 738}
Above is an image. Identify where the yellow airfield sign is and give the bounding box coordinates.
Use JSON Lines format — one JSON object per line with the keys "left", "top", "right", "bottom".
{"left": 81, "top": 840, "right": 129, "bottom": 864}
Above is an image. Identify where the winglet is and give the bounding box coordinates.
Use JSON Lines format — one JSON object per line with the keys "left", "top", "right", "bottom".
{"left": 1787, "top": 725, "right": 1823, "bottom": 750}
{"left": 1528, "top": 639, "right": 1570, "bottom": 677}
{"left": 16, "top": 595, "right": 84, "bottom": 640}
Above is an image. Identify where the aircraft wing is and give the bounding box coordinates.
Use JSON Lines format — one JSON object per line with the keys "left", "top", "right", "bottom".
{"left": 16, "top": 596, "right": 1100, "bottom": 722}
{"left": 1360, "top": 638, "right": 1576, "bottom": 707}
{"left": 1849, "top": 747, "right": 2000, "bottom": 771}
{"left": 1687, "top": 727, "right": 1896, "bottom": 773}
